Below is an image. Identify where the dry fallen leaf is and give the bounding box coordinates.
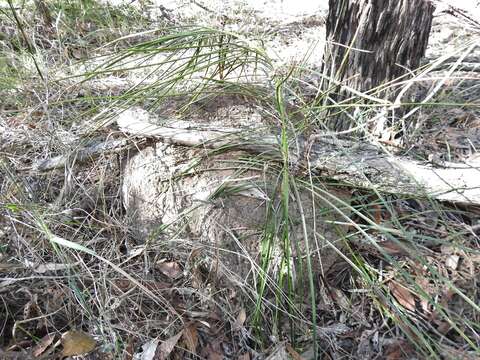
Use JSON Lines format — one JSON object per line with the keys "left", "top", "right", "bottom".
{"left": 156, "top": 261, "right": 182, "bottom": 279}
{"left": 286, "top": 344, "right": 304, "bottom": 360}
{"left": 136, "top": 339, "right": 159, "bottom": 360}
{"left": 330, "top": 288, "right": 351, "bottom": 311}
{"left": 379, "top": 240, "right": 411, "bottom": 256}
{"left": 232, "top": 308, "right": 247, "bottom": 331}
{"left": 372, "top": 203, "right": 383, "bottom": 224}
{"left": 183, "top": 323, "right": 198, "bottom": 354}
{"left": 238, "top": 353, "right": 251, "bottom": 360}
{"left": 61, "top": 330, "right": 96, "bottom": 357}
{"left": 32, "top": 333, "right": 55, "bottom": 357}
{"left": 445, "top": 254, "right": 460, "bottom": 270}
{"left": 158, "top": 331, "right": 183, "bottom": 360}
{"left": 388, "top": 281, "right": 417, "bottom": 312}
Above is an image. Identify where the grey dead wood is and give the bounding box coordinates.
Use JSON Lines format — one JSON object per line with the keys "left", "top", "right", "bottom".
{"left": 32, "top": 138, "right": 131, "bottom": 172}
{"left": 31, "top": 108, "right": 480, "bottom": 206}
{"left": 116, "top": 108, "right": 480, "bottom": 206}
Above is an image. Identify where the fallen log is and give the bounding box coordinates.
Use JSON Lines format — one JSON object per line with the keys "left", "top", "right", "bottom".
{"left": 116, "top": 108, "right": 480, "bottom": 206}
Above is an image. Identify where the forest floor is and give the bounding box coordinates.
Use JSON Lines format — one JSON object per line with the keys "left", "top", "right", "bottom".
{"left": 1, "top": 1, "right": 480, "bottom": 359}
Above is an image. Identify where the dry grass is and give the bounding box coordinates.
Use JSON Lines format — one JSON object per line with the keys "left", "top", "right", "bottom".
{"left": 1, "top": 1, "right": 479, "bottom": 359}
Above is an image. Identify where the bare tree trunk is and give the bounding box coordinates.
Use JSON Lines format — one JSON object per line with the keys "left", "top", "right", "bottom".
{"left": 322, "top": 0, "right": 435, "bottom": 132}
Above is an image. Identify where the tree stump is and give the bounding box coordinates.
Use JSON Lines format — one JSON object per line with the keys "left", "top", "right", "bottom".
{"left": 322, "top": 0, "right": 435, "bottom": 132}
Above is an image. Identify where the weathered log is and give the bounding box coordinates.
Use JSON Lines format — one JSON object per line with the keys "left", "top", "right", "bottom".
{"left": 30, "top": 108, "right": 479, "bottom": 206}
{"left": 116, "top": 108, "right": 480, "bottom": 206}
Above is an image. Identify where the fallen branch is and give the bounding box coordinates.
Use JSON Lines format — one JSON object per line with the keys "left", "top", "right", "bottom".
{"left": 33, "top": 138, "right": 131, "bottom": 172}
{"left": 116, "top": 108, "right": 480, "bottom": 206}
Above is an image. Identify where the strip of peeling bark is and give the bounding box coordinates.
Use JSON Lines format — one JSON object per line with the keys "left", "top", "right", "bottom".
{"left": 115, "top": 108, "right": 480, "bottom": 206}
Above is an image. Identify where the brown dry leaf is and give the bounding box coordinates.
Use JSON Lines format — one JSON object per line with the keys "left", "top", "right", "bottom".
{"left": 372, "top": 204, "right": 382, "bottom": 224}
{"left": 384, "top": 339, "right": 414, "bottom": 360}
{"left": 114, "top": 279, "right": 133, "bottom": 291}
{"left": 388, "top": 281, "right": 417, "bottom": 312}
{"left": 158, "top": 331, "right": 183, "bottom": 360}
{"left": 330, "top": 288, "right": 350, "bottom": 311}
{"left": 386, "top": 346, "right": 403, "bottom": 360}
{"left": 124, "top": 336, "right": 135, "bottom": 360}
{"left": 286, "top": 344, "right": 304, "bottom": 360}
{"left": 208, "top": 350, "right": 224, "bottom": 360}
{"left": 238, "top": 353, "right": 251, "bottom": 360}
{"left": 157, "top": 261, "right": 182, "bottom": 279}
{"left": 183, "top": 323, "right": 198, "bottom": 354}
{"left": 114, "top": 279, "right": 170, "bottom": 292}
{"left": 32, "top": 333, "right": 55, "bottom": 357}
{"left": 232, "top": 308, "right": 247, "bottom": 331}
{"left": 379, "top": 240, "right": 411, "bottom": 256}
{"left": 61, "top": 330, "right": 96, "bottom": 357}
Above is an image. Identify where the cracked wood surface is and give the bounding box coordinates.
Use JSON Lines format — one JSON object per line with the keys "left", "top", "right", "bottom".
{"left": 116, "top": 108, "right": 480, "bottom": 206}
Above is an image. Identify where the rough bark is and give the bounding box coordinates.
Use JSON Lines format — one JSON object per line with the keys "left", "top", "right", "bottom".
{"left": 114, "top": 108, "right": 480, "bottom": 206}
{"left": 323, "top": 0, "right": 435, "bottom": 131}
